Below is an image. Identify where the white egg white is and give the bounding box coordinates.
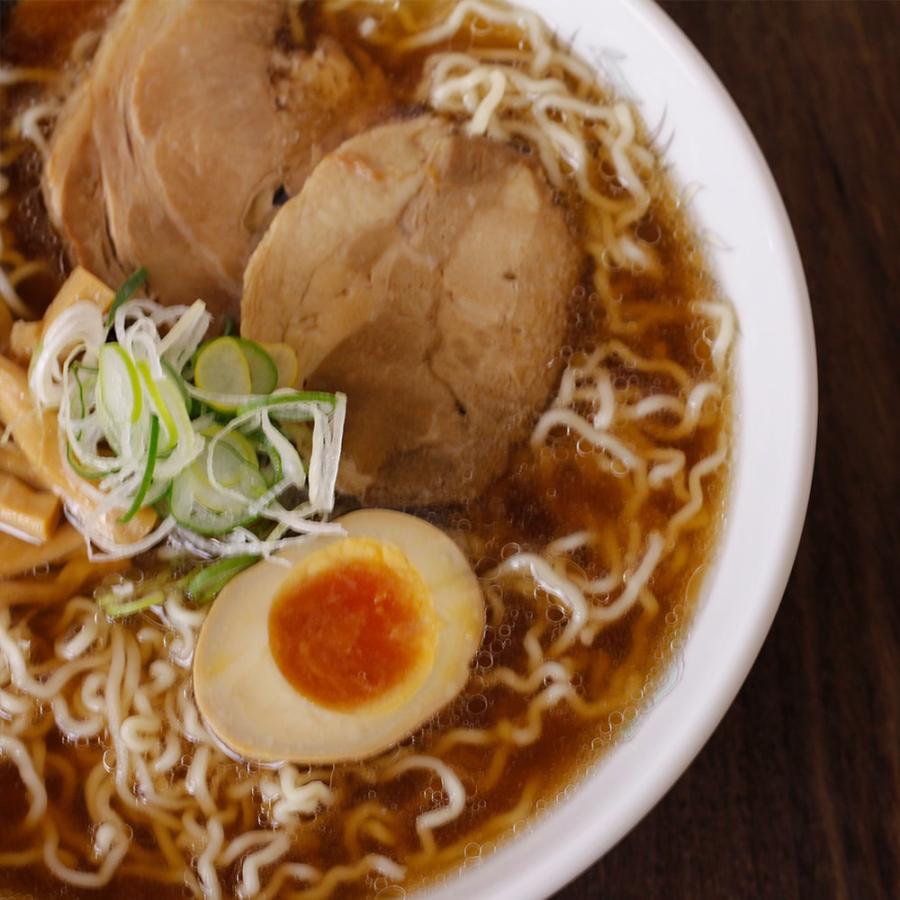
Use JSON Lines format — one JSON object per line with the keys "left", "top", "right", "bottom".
{"left": 193, "top": 509, "right": 485, "bottom": 763}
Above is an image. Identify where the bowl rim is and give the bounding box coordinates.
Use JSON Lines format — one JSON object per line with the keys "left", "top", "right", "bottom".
{"left": 422, "top": 0, "right": 818, "bottom": 897}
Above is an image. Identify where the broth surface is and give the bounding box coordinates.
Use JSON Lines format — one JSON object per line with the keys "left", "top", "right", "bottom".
{"left": 0, "top": 2, "right": 732, "bottom": 897}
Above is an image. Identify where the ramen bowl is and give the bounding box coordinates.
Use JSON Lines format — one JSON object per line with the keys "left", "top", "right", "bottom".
{"left": 0, "top": 1, "right": 816, "bottom": 896}
{"left": 425, "top": 1, "right": 816, "bottom": 897}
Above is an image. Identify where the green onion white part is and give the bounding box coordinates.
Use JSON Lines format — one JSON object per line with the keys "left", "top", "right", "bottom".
{"left": 30, "top": 290, "right": 346, "bottom": 561}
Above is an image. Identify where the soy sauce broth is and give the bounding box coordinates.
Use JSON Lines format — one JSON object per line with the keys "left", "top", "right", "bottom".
{"left": 0, "top": 2, "right": 731, "bottom": 897}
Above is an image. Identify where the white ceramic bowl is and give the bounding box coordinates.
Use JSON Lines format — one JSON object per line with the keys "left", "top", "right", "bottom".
{"left": 426, "top": 1, "right": 817, "bottom": 897}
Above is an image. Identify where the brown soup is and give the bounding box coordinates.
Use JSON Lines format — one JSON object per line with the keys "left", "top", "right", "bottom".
{"left": 0, "top": 1, "right": 732, "bottom": 897}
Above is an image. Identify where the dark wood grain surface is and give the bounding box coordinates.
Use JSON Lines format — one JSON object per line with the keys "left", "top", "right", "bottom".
{"left": 555, "top": 2, "right": 900, "bottom": 898}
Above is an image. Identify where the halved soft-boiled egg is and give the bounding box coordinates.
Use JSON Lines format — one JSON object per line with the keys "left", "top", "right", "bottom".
{"left": 193, "top": 509, "right": 484, "bottom": 763}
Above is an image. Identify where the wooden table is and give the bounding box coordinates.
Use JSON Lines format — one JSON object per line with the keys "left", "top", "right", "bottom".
{"left": 556, "top": 2, "right": 899, "bottom": 898}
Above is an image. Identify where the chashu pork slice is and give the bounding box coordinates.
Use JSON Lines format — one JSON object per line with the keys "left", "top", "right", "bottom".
{"left": 44, "top": 0, "right": 391, "bottom": 318}
{"left": 242, "top": 116, "right": 583, "bottom": 506}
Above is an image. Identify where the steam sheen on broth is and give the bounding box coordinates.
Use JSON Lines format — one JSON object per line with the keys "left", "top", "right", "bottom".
{"left": 0, "top": 1, "right": 734, "bottom": 898}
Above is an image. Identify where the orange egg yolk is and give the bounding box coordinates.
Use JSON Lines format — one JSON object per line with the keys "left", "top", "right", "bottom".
{"left": 267, "top": 542, "right": 434, "bottom": 711}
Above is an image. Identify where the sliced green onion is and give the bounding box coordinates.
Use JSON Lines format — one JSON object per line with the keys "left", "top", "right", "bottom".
{"left": 98, "top": 343, "right": 144, "bottom": 452}
{"left": 70, "top": 363, "right": 98, "bottom": 418}
{"left": 238, "top": 390, "right": 336, "bottom": 417}
{"left": 261, "top": 342, "right": 299, "bottom": 389}
{"left": 194, "top": 337, "right": 253, "bottom": 408}
{"left": 234, "top": 338, "right": 278, "bottom": 394}
{"left": 261, "top": 412, "right": 305, "bottom": 489}
{"left": 185, "top": 555, "right": 260, "bottom": 606}
{"left": 138, "top": 362, "right": 179, "bottom": 454}
{"left": 98, "top": 588, "right": 165, "bottom": 618}
{"left": 159, "top": 299, "right": 211, "bottom": 374}
{"left": 200, "top": 424, "right": 259, "bottom": 469}
{"left": 29, "top": 277, "right": 346, "bottom": 559}
{"left": 30, "top": 302, "right": 105, "bottom": 410}
{"left": 66, "top": 441, "right": 109, "bottom": 481}
{"left": 142, "top": 477, "right": 171, "bottom": 509}
{"left": 105, "top": 267, "right": 149, "bottom": 329}
{"left": 252, "top": 429, "right": 284, "bottom": 486}
{"left": 170, "top": 445, "right": 267, "bottom": 536}
{"left": 279, "top": 421, "right": 312, "bottom": 466}
{"left": 209, "top": 439, "right": 254, "bottom": 489}
{"left": 120, "top": 414, "right": 160, "bottom": 523}
{"left": 163, "top": 359, "right": 190, "bottom": 409}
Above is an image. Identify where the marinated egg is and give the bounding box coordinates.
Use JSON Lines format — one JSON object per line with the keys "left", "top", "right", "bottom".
{"left": 193, "top": 509, "right": 485, "bottom": 763}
